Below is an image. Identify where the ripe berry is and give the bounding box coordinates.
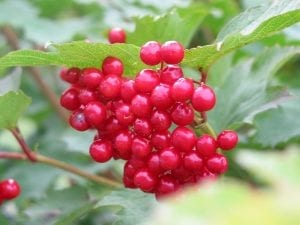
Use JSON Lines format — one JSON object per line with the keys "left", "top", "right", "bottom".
{"left": 196, "top": 134, "right": 217, "bottom": 156}
{"left": 128, "top": 157, "right": 146, "bottom": 170}
{"left": 78, "top": 89, "right": 98, "bottom": 105}
{"left": 217, "top": 130, "right": 238, "bottom": 150}
{"left": 131, "top": 94, "right": 152, "bottom": 118}
{"left": 89, "top": 140, "right": 113, "bottom": 162}
{"left": 108, "top": 28, "right": 126, "bottom": 44}
{"left": 120, "top": 79, "right": 137, "bottom": 103}
{"left": 151, "top": 131, "right": 171, "bottom": 150}
{"left": 150, "top": 84, "right": 173, "bottom": 110}
{"left": 133, "top": 118, "right": 152, "bottom": 137}
{"left": 171, "top": 102, "right": 194, "bottom": 126}
{"left": 172, "top": 165, "right": 193, "bottom": 183}
{"left": 140, "top": 41, "right": 161, "bottom": 66}
{"left": 114, "top": 131, "right": 132, "bottom": 160}
{"left": 102, "top": 116, "right": 124, "bottom": 136}
{"left": 171, "top": 78, "right": 194, "bottom": 102}
{"left": 192, "top": 84, "right": 216, "bottom": 112}
{"left": 171, "top": 127, "right": 196, "bottom": 152}
{"left": 160, "top": 41, "right": 184, "bottom": 64}
{"left": 134, "top": 168, "right": 157, "bottom": 192}
{"left": 81, "top": 68, "right": 103, "bottom": 89}
{"left": 60, "top": 67, "right": 81, "bottom": 84}
{"left": 83, "top": 101, "right": 106, "bottom": 127}
{"left": 159, "top": 147, "right": 181, "bottom": 170}
{"left": 206, "top": 154, "right": 228, "bottom": 174}
{"left": 60, "top": 88, "right": 80, "bottom": 111}
{"left": 123, "top": 175, "right": 136, "bottom": 188}
{"left": 156, "top": 175, "right": 179, "bottom": 198}
{"left": 69, "top": 110, "right": 90, "bottom": 131}
{"left": 132, "top": 137, "right": 152, "bottom": 158}
{"left": 183, "top": 152, "right": 204, "bottom": 171}
{"left": 99, "top": 74, "right": 122, "bottom": 99}
{"left": 147, "top": 153, "right": 161, "bottom": 175}
{"left": 115, "top": 103, "right": 135, "bottom": 126}
{"left": 134, "top": 69, "right": 160, "bottom": 93}
{"left": 0, "top": 179, "right": 21, "bottom": 200}
{"left": 150, "top": 110, "right": 171, "bottom": 132}
{"left": 102, "top": 56, "right": 124, "bottom": 76}
{"left": 160, "top": 65, "right": 183, "bottom": 85}
{"left": 124, "top": 161, "right": 137, "bottom": 178}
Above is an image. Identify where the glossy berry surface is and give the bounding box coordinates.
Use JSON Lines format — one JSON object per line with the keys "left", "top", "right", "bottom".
{"left": 133, "top": 169, "right": 157, "bottom": 192}
{"left": 217, "top": 130, "right": 239, "bottom": 150}
{"left": 160, "top": 65, "right": 183, "bottom": 85}
{"left": 206, "top": 154, "right": 228, "bottom": 174}
{"left": 83, "top": 101, "right": 107, "bottom": 127}
{"left": 135, "top": 69, "right": 160, "bottom": 93}
{"left": 102, "top": 56, "right": 124, "bottom": 76}
{"left": 196, "top": 134, "right": 217, "bottom": 156}
{"left": 160, "top": 41, "right": 184, "bottom": 64}
{"left": 60, "top": 67, "right": 81, "bottom": 84}
{"left": 140, "top": 41, "right": 161, "bottom": 66}
{"left": 171, "top": 78, "right": 194, "bottom": 102}
{"left": 159, "top": 147, "right": 181, "bottom": 170}
{"left": 60, "top": 88, "right": 80, "bottom": 111}
{"left": 171, "top": 126, "right": 196, "bottom": 152}
{"left": 81, "top": 68, "right": 103, "bottom": 89}
{"left": 69, "top": 110, "right": 90, "bottom": 131}
{"left": 89, "top": 140, "right": 113, "bottom": 162}
{"left": 108, "top": 27, "right": 126, "bottom": 44}
{"left": 0, "top": 179, "right": 21, "bottom": 200}
{"left": 192, "top": 84, "right": 216, "bottom": 112}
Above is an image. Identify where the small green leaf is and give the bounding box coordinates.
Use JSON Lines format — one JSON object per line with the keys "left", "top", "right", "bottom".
{"left": 182, "top": 0, "right": 300, "bottom": 69}
{"left": 127, "top": 5, "right": 208, "bottom": 47}
{"left": 0, "top": 91, "right": 31, "bottom": 129}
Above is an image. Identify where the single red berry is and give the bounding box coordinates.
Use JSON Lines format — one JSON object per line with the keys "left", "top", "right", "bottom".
{"left": 133, "top": 118, "right": 152, "bottom": 137}
{"left": 99, "top": 74, "right": 122, "bottom": 99}
{"left": 115, "top": 103, "right": 135, "bottom": 126}
{"left": 124, "top": 161, "right": 137, "bottom": 178}
{"left": 123, "top": 175, "right": 136, "bottom": 189}
{"left": 78, "top": 89, "right": 98, "bottom": 106}
{"left": 114, "top": 131, "right": 132, "bottom": 160}
{"left": 192, "top": 84, "right": 216, "bottom": 112}
{"left": 171, "top": 102, "right": 194, "bottom": 126}
{"left": 171, "top": 126, "right": 196, "bottom": 152}
{"left": 140, "top": 41, "right": 161, "bottom": 66}
{"left": 102, "top": 116, "right": 124, "bottom": 136}
{"left": 183, "top": 152, "right": 204, "bottom": 171}
{"left": 60, "top": 67, "right": 81, "bottom": 84}
{"left": 0, "top": 179, "right": 21, "bottom": 200}
{"left": 171, "top": 78, "right": 194, "bottom": 102}
{"left": 89, "top": 140, "right": 113, "bottom": 162}
{"left": 160, "top": 65, "right": 183, "bottom": 85}
{"left": 60, "top": 88, "right": 80, "bottom": 111}
{"left": 102, "top": 56, "right": 124, "bottom": 76}
{"left": 120, "top": 79, "right": 137, "bottom": 103}
{"left": 160, "top": 41, "right": 184, "bottom": 64}
{"left": 134, "top": 168, "right": 157, "bottom": 192}
{"left": 206, "top": 154, "right": 228, "bottom": 174}
{"left": 159, "top": 147, "right": 181, "bottom": 170}
{"left": 134, "top": 69, "right": 160, "bottom": 93}
{"left": 131, "top": 94, "right": 152, "bottom": 118}
{"left": 83, "top": 101, "right": 106, "bottom": 127}
{"left": 150, "top": 84, "right": 173, "bottom": 110}
{"left": 131, "top": 137, "right": 152, "bottom": 159}
{"left": 151, "top": 130, "right": 171, "bottom": 150}
{"left": 69, "top": 110, "right": 91, "bottom": 131}
{"left": 217, "top": 130, "right": 238, "bottom": 150}
{"left": 81, "top": 68, "right": 103, "bottom": 89}
{"left": 150, "top": 110, "right": 171, "bottom": 132}
{"left": 196, "top": 134, "right": 217, "bottom": 156}
{"left": 155, "top": 175, "right": 179, "bottom": 198}
{"left": 108, "top": 27, "right": 126, "bottom": 44}
{"left": 147, "top": 153, "right": 161, "bottom": 175}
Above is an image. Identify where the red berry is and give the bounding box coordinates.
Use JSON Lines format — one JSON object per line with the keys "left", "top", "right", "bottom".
{"left": 217, "top": 130, "right": 238, "bottom": 150}
{"left": 121, "top": 79, "right": 137, "bottom": 103}
{"left": 99, "top": 74, "right": 122, "bottom": 99}
{"left": 115, "top": 103, "right": 135, "bottom": 126}
{"left": 131, "top": 137, "right": 152, "bottom": 159}
{"left": 89, "top": 140, "right": 113, "bottom": 162}
{"left": 160, "top": 41, "right": 184, "bottom": 64}
{"left": 0, "top": 179, "right": 21, "bottom": 200}
{"left": 171, "top": 78, "right": 194, "bottom": 102}
{"left": 102, "top": 116, "right": 124, "bottom": 136}
{"left": 124, "top": 161, "right": 137, "bottom": 178}
{"left": 60, "top": 67, "right": 81, "bottom": 84}
{"left": 155, "top": 175, "right": 179, "bottom": 197}
{"left": 69, "top": 110, "right": 90, "bottom": 131}
{"left": 133, "top": 118, "right": 152, "bottom": 137}
{"left": 160, "top": 65, "right": 183, "bottom": 85}
{"left": 60, "top": 88, "right": 80, "bottom": 111}
{"left": 78, "top": 89, "right": 98, "bottom": 106}
{"left": 150, "top": 84, "right": 173, "bottom": 110}
{"left": 140, "top": 41, "right": 161, "bottom": 66}
{"left": 192, "top": 84, "right": 216, "bottom": 112}
{"left": 128, "top": 157, "right": 146, "bottom": 170}
{"left": 159, "top": 147, "right": 181, "bottom": 170}
{"left": 151, "top": 131, "right": 171, "bottom": 150}
{"left": 171, "top": 127, "right": 196, "bottom": 152}
{"left": 172, "top": 165, "right": 193, "bottom": 183}
{"left": 131, "top": 94, "right": 152, "bottom": 118}
{"left": 83, "top": 101, "right": 106, "bottom": 127}
{"left": 102, "top": 56, "right": 124, "bottom": 76}
{"left": 196, "top": 134, "right": 217, "bottom": 156}
{"left": 171, "top": 102, "right": 194, "bottom": 126}
{"left": 206, "top": 154, "right": 228, "bottom": 174}
{"left": 134, "top": 168, "right": 157, "bottom": 192}
{"left": 123, "top": 175, "right": 136, "bottom": 188}
{"left": 81, "top": 68, "right": 103, "bottom": 89}
{"left": 108, "top": 28, "right": 126, "bottom": 44}
{"left": 135, "top": 69, "right": 160, "bottom": 93}
{"left": 147, "top": 153, "right": 161, "bottom": 175}
{"left": 183, "top": 152, "right": 204, "bottom": 171}
{"left": 114, "top": 131, "right": 132, "bottom": 160}
{"left": 150, "top": 110, "right": 171, "bottom": 131}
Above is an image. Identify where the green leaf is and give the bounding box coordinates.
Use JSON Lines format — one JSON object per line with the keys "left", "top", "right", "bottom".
{"left": 127, "top": 5, "right": 208, "bottom": 47}
{"left": 0, "top": 42, "right": 144, "bottom": 76}
{"left": 208, "top": 46, "right": 300, "bottom": 132}
{"left": 182, "top": 0, "right": 300, "bottom": 69}
{"left": 0, "top": 91, "right": 31, "bottom": 129}
{"left": 96, "top": 189, "right": 157, "bottom": 225}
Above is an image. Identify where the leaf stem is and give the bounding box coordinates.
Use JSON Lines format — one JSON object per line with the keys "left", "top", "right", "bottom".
{"left": 199, "top": 68, "right": 208, "bottom": 84}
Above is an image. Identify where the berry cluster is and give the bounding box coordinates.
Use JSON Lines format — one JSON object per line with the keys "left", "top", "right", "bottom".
{"left": 59, "top": 28, "right": 238, "bottom": 197}
{"left": 0, "top": 179, "right": 21, "bottom": 204}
